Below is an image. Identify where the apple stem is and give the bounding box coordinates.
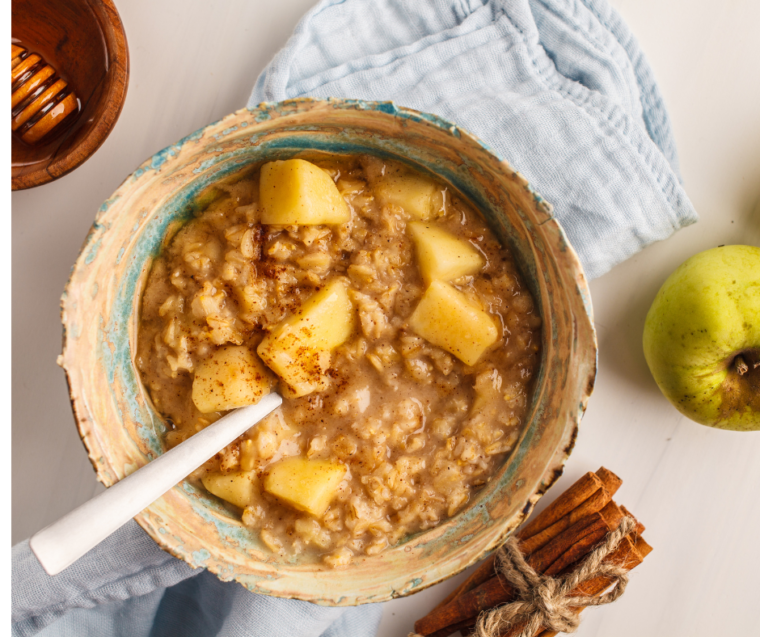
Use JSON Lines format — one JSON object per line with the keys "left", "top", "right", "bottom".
{"left": 735, "top": 355, "right": 749, "bottom": 376}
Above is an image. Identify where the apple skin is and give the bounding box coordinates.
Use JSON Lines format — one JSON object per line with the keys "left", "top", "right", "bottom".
{"left": 643, "top": 245, "right": 760, "bottom": 431}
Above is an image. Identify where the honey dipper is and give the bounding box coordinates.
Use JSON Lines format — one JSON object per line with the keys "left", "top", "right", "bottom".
{"left": 11, "top": 43, "right": 79, "bottom": 144}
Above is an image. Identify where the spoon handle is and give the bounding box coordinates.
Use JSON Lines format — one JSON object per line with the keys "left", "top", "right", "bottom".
{"left": 30, "top": 393, "right": 282, "bottom": 576}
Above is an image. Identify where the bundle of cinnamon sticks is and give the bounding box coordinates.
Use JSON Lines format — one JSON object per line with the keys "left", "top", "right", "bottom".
{"left": 413, "top": 467, "right": 652, "bottom": 637}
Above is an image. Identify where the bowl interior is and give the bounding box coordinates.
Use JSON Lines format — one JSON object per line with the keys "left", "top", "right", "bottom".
{"left": 11, "top": 0, "right": 128, "bottom": 189}
{"left": 61, "top": 99, "right": 596, "bottom": 604}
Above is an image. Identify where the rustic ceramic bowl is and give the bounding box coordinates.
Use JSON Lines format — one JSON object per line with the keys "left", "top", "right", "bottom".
{"left": 11, "top": 0, "right": 129, "bottom": 190}
{"left": 61, "top": 98, "right": 596, "bottom": 605}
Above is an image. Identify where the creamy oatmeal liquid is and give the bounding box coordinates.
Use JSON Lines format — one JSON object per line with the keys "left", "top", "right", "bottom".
{"left": 137, "top": 154, "right": 541, "bottom": 566}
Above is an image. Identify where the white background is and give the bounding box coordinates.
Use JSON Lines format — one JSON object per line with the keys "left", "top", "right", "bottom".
{"left": 11, "top": 1, "right": 760, "bottom": 635}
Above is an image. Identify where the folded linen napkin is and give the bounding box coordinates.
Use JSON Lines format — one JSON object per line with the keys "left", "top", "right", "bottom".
{"left": 12, "top": 521, "right": 383, "bottom": 637}
{"left": 13, "top": 0, "right": 696, "bottom": 635}
{"left": 250, "top": 0, "right": 697, "bottom": 279}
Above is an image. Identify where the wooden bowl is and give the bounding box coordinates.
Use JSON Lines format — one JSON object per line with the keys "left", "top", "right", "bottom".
{"left": 60, "top": 99, "right": 597, "bottom": 605}
{"left": 11, "top": 0, "right": 128, "bottom": 190}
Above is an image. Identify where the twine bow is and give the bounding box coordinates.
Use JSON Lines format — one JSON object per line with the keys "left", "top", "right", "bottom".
{"left": 473, "top": 516, "right": 637, "bottom": 637}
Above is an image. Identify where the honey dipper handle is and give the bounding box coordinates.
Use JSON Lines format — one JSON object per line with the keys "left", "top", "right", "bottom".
{"left": 29, "top": 393, "right": 283, "bottom": 576}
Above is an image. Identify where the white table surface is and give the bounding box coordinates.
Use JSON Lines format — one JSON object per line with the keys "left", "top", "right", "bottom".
{"left": 12, "top": 0, "right": 760, "bottom": 635}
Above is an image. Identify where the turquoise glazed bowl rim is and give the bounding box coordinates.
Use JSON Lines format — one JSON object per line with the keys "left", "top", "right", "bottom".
{"left": 61, "top": 97, "right": 596, "bottom": 605}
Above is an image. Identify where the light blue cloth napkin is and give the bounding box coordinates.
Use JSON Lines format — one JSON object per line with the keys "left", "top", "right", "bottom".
{"left": 250, "top": 0, "right": 697, "bottom": 279}
{"left": 12, "top": 521, "right": 383, "bottom": 637}
{"left": 13, "top": 0, "right": 697, "bottom": 635}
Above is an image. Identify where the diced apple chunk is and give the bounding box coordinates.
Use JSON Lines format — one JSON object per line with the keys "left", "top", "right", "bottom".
{"left": 263, "top": 457, "right": 346, "bottom": 517}
{"left": 260, "top": 159, "right": 350, "bottom": 225}
{"left": 409, "top": 280, "right": 499, "bottom": 366}
{"left": 409, "top": 222, "right": 485, "bottom": 283}
{"left": 257, "top": 279, "right": 354, "bottom": 397}
{"left": 192, "top": 345, "right": 271, "bottom": 413}
{"left": 375, "top": 172, "right": 441, "bottom": 220}
{"left": 202, "top": 471, "right": 256, "bottom": 509}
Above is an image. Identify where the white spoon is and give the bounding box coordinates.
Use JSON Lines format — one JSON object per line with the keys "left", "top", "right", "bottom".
{"left": 30, "top": 392, "right": 283, "bottom": 576}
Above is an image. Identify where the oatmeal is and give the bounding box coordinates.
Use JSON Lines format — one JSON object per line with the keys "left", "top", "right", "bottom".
{"left": 136, "top": 154, "right": 542, "bottom": 566}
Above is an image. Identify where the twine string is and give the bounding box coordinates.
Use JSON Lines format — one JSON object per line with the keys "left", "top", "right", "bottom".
{"left": 409, "top": 516, "right": 637, "bottom": 637}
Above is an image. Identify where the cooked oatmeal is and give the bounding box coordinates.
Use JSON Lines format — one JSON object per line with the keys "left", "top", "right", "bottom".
{"left": 136, "top": 154, "right": 541, "bottom": 566}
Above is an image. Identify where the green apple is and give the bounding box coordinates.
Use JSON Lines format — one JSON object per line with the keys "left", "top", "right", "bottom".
{"left": 643, "top": 245, "right": 760, "bottom": 431}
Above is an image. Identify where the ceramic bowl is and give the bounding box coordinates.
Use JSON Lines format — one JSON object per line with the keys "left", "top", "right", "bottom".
{"left": 11, "top": 0, "right": 129, "bottom": 190}
{"left": 61, "top": 98, "right": 596, "bottom": 605}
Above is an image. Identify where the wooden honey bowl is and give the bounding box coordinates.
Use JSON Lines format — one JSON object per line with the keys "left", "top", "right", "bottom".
{"left": 11, "top": 0, "right": 129, "bottom": 190}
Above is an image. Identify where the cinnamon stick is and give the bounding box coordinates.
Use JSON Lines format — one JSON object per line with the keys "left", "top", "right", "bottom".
{"left": 529, "top": 512, "right": 611, "bottom": 576}
{"left": 416, "top": 468, "right": 636, "bottom": 637}
{"left": 519, "top": 472, "right": 603, "bottom": 539}
{"left": 432, "top": 557, "right": 495, "bottom": 613}
{"left": 595, "top": 467, "right": 623, "bottom": 497}
{"left": 523, "top": 467, "right": 623, "bottom": 558}
{"left": 600, "top": 501, "right": 645, "bottom": 538}
{"left": 426, "top": 619, "right": 475, "bottom": 637}
{"left": 621, "top": 504, "right": 645, "bottom": 534}
{"left": 530, "top": 538, "right": 650, "bottom": 637}
{"left": 634, "top": 536, "right": 653, "bottom": 559}
{"left": 460, "top": 535, "right": 647, "bottom": 637}
{"left": 415, "top": 569, "right": 514, "bottom": 636}
{"left": 599, "top": 500, "right": 624, "bottom": 528}
{"left": 416, "top": 514, "right": 613, "bottom": 636}
{"left": 498, "top": 536, "right": 646, "bottom": 637}
{"left": 567, "top": 535, "right": 644, "bottom": 595}
{"left": 476, "top": 534, "right": 652, "bottom": 637}
{"left": 433, "top": 468, "right": 620, "bottom": 612}
{"left": 518, "top": 486, "right": 610, "bottom": 555}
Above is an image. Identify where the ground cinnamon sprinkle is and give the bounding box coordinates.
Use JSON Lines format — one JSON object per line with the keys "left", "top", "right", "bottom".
{"left": 135, "top": 154, "right": 544, "bottom": 566}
